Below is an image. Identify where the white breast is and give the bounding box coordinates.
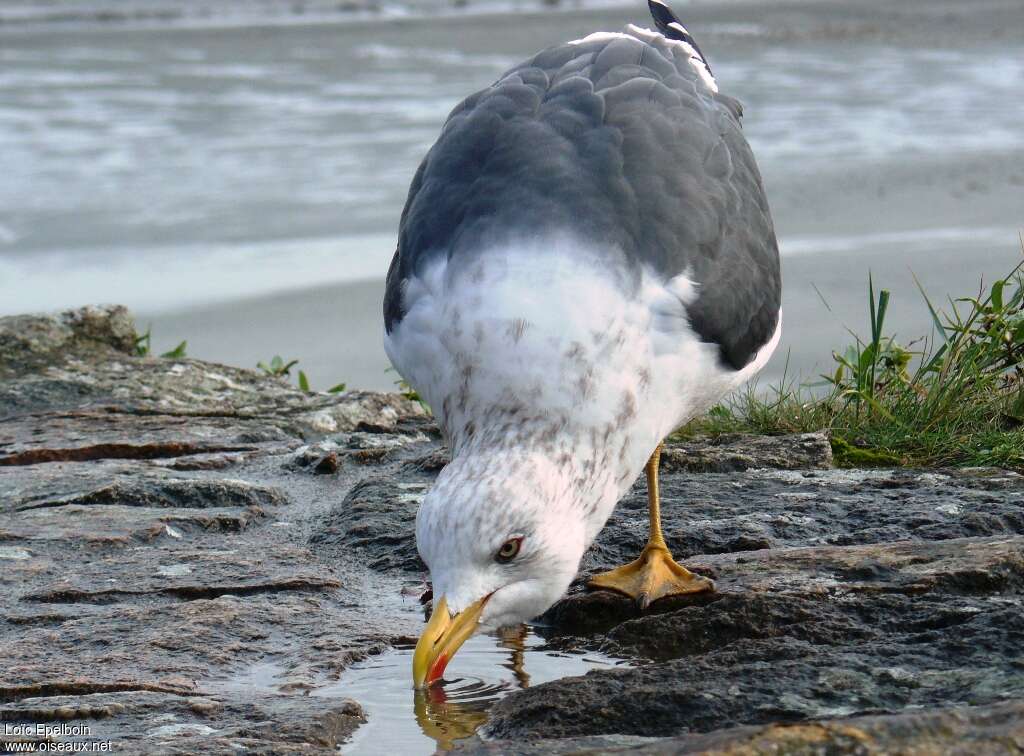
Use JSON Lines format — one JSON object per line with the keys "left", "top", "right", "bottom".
{"left": 384, "top": 237, "right": 779, "bottom": 538}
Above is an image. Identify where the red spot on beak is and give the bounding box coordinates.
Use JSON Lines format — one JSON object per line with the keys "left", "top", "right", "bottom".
{"left": 427, "top": 654, "right": 449, "bottom": 685}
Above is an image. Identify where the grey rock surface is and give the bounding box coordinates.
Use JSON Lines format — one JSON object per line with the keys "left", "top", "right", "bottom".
{"left": 458, "top": 700, "right": 1024, "bottom": 754}
{"left": 659, "top": 431, "right": 833, "bottom": 473}
{"left": 1, "top": 307, "right": 428, "bottom": 754}
{"left": 2, "top": 306, "right": 1023, "bottom": 754}
{"left": 487, "top": 536, "right": 1024, "bottom": 739}
{"left": 574, "top": 466, "right": 1024, "bottom": 593}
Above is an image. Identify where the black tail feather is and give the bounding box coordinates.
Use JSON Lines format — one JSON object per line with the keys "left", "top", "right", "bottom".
{"left": 647, "top": 0, "right": 713, "bottom": 74}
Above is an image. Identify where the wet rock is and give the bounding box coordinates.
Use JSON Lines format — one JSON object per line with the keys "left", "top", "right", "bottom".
{"left": 576, "top": 467, "right": 1024, "bottom": 579}
{"left": 17, "top": 545, "right": 341, "bottom": 604}
{"left": 157, "top": 453, "right": 249, "bottom": 471}
{"left": 299, "top": 390, "right": 430, "bottom": 437}
{"left": 309, "top": 476, "right": 428, "bottom": 574}
{"left": 461, "top": 700, "right": 1024, "bottom": 754}
{"left": 0, "top": 689, "right": 367, "bottom": 754}
{"left": 1, "top": 502, "right": 270, "bottom": 545}
{"left": 403, "top": 447, "right": 451, "bottom": 473}
{"left": 0, "top": 305, "right": 135, "bottom": 381}
{"left": 10, "top": 476, "right": 287, "bottom": 511}
{"left": 0, "top": 306, "right": 427, "bottom": 753}
{"left": 4, "top": 304, "right": 1024, "bottom": 753}
{"left": 290, "top": 430, "right": 434, "bottom": 473}
{"left": 660, "top": 431, "right": 833, "bottom": 472}
{"left": 1, "top": 543, "right": 360, "bottom": 696}
{"left": 313, "top": 451, "right": 340, "bottom": 475}
{"left": 0, "top": 408, "right": 293, "bottom": 467}
{"left": 0, "top": 309, "right": 425, "bottom": 458}
{"left": 486, "top": 536, "right": 1024, "bottom": 740}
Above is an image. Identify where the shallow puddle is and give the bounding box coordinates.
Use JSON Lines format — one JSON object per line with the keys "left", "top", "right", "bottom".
{"left": 201, "top": 625, "right": 628, "bottom": 752}
{"left": 332, "top": 627, "right": 628, "bottom": 753}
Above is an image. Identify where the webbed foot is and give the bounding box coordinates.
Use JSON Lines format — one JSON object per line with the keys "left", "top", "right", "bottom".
{"left": 587, "top": 543, "right": 714, "bottom": 610}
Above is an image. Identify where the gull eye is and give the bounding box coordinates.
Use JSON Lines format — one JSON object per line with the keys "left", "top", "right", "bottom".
{"left": 495, "top": 537, "right": 523, "bottom": 564}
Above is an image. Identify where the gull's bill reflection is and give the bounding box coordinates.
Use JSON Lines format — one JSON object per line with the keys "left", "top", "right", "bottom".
{"left": 413, "top": 679, "right": 497, "bottom": 751}
{"left": 412, "top": 625, "right": 534, "bottom": 751}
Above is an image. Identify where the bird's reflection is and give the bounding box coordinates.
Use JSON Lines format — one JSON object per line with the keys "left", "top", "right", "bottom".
{"left": 412, "top": 625, "right": 533, "bottom": 751}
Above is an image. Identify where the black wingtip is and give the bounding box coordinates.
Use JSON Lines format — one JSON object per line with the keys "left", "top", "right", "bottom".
{"left": 646, "top": 0, "right": 676, "bottom": 36}
{"left": 646, "top": 0, "right": 712, "bottom": 74}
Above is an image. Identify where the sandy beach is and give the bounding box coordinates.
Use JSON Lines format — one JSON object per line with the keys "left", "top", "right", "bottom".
{"left": 3, "top": 0, "right": 1023, "bottom": 391}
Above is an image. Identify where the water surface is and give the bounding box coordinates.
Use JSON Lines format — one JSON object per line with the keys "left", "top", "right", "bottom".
{"left": 340, "top": 628, "right": 626, "bottom": 753}
{"left": 204, "top": 627, "right": 628, "bottom": 753}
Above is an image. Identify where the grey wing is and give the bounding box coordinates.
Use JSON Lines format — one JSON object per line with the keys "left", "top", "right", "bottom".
{"left": 384, "top": 28, "right": 781, "bottom": 371}
{"left": 589, "top": 32, "right": 781, "bottom": 370}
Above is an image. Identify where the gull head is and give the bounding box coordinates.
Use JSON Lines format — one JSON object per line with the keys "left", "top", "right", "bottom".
{"left": 412, "top": 449, "right": 587, "bottom": 687}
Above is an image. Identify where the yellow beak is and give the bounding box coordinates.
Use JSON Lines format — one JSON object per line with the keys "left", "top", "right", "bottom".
{"left": 412, "top": 595, "right": 487, "bottom": 688}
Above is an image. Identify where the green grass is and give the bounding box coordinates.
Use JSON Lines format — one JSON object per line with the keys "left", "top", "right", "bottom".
{"left": 677, "top": 255, "right": 1024, "bottom": 469}
{"left": 256, "top": 355, "right": 345, "bottom": 394}
{"left": 134, "top": 326, "right": 187, "bottom": 359}
{"left": 132, "top": 327, "right": 351, "bottom": 394}
{"left": 386, "top": 367, "right": 430, "bottom": 412}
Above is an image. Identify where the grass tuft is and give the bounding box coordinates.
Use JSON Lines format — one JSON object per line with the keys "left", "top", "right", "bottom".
{"left": 255, "top": 355, "right": 346, "bottom": 394}
{"left": 678, "top": 254, "right": 1024, "bottom": 469}
{"left": 386, "top": 366, "right": 430, "bottom": 413}
{"left": 134, "top": 326, "right": 187, "bottom": 359}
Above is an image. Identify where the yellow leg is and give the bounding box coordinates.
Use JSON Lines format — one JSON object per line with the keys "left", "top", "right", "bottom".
{"left": 587, "top": 442, "right": 714, "bottom": 609}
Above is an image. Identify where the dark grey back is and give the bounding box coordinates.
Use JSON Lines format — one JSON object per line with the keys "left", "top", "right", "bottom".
{"left": 384, "top": 25, "right": 781, "bottom": 371}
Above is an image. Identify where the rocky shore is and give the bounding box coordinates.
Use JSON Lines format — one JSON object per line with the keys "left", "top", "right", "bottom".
{"left": 2, "top": 306, "right": 1023, "bottom": 754}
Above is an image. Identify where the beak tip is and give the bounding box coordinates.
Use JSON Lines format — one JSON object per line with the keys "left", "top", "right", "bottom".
{"left": 412, "top": 656, "right": 447, "bottom": 689}
{"left": 412, "top": 594, "right": 486, "bottom": 690}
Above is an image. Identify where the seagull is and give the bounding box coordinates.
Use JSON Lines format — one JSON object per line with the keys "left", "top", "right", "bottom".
{"left": 383, "top": 0, "right": 782, "bottom": 688}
